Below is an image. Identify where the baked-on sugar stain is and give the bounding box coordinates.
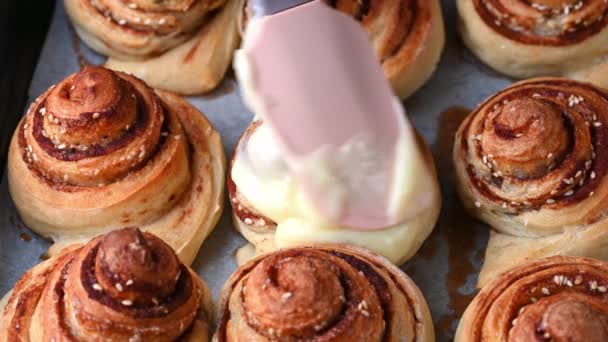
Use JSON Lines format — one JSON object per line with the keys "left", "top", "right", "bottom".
{"left": 436, "top": 107, "right": 486, "bottom": 337}
{"left": 407, "top": 107, "right": 486, "bottom": 339}
{"left": 19, "top": 233, "right": 32, "bottom": 242}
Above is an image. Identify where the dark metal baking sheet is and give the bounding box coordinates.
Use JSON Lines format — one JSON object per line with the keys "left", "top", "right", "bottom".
{"left": 0, "top": 1, "right": 516, "bottom": 340}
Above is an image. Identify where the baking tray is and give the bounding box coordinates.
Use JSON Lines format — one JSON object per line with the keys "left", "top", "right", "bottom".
{"left": 0, "top": 1, "right": 516, "bottom": 340}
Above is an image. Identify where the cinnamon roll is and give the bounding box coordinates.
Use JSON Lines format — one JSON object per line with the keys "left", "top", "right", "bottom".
{"left": 240, "top": 0, "right": 445, "bottom": 99}
{"left": 454, "top": 78, "right": 608, "bottom": 287}
{"left": 214, "top": 245, "right": 434, "bottom": 341}
{"left": 0, "top": 227, "right": 213, "bottom": 342}
{"left": 228, "top": 120, "right": 441, "bottom": 266}
{"left": 458, "top": 0, "right": 608, "bottom": 88}
{"left": 8, "top": 66, "right": 225, "bottom": 264}
{"left": 65, "top": 0, "right": 242, "bottom": 95}
{"left": 456, "top": 256, "right": 608, "bottom": 341}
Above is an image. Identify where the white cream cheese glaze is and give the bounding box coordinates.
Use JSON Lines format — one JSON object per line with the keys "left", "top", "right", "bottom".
{"left": 231, "top": 120, "right": 440, "bottom": 264}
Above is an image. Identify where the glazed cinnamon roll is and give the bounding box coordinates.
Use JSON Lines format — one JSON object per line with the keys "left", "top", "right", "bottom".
{"left": 0, "top": 228, "right": 213, "bottom": 342}
{"left": 8, "top": 66, "right": 225, "bottom": 264}
{"left": 65, "top": 0, "right": 242, "bottom": 95}
{"left": 458, "top": 0, "right": 608, "bottom": 88}
{"left": 214, "top": 245, "right": 434, "bottom": 341}
{"left": 228, "top": 120, "right": 441, "bottom": 266}
{"left": 455, "top": 256, "right": 608, "bottom": 341}
{"left": 454, "top": 78, "right": 608, "bottom": 287}
{"left": 240, "top": 0, "right": 445, "bottom": 99}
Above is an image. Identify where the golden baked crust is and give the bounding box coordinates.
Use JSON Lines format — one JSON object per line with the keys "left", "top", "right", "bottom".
{"left": 458, "top": 0, "right": 608, "bottom": 88}
{"left": 0, "top": 228, "right": 214, "bottom": 342}
{"left": 65, "top": 0, "right": 241, "bottom": 95}
{"left": 214, "top": 245, "right": 434, "bottom": 341}
{"left": 8, "top": 67, "right": 225, "bottom": 265}
{"left": 456, "top": 256, "right": 608, "bottom": 341}
{"left": 454, "top": 78, "right": 608, "bottom": 287}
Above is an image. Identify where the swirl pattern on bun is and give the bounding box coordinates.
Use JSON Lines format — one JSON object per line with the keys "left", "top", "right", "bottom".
{"left": 8, "top": 66, "right": 225, "bottom": 264}
{"left": 454, "top": 78, "right": 608, "bottom": 287}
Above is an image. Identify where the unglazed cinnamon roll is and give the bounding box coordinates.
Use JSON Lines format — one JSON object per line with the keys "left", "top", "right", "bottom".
{"left": 214, "top": 245, "right": 434, "bottom": 341}
{"left": 240, "top": 0, "right": 445, "bottom": 99}
{"left": 454, "top": 78, "right": 608, "bottom": 287}
{"left": 455, "top": 256, "right": 608, "bottom": 341}
{"left": 8, "top": 66, "right": 225, "bottom": 264}
{"left": 0, "top": 227, "right": 213, "bottom": 342}
{"left": 458, "top": 0, "right": 608, "bottom": 88}
{"left": 228, "top": 120, "right": 441, "bottom": 266}
{"left": 65, "top": 0, "right": 242, "bottom": 95}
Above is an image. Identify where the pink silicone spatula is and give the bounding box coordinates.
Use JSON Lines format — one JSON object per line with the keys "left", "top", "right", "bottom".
{"left": 236, "top": 0, "right": 419, "bottom": 229}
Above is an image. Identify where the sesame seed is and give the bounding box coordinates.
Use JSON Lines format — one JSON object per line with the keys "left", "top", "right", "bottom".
{"left": 152, "top": 298, "right": 159, "bottom": 305}
{"left": 244, "top": 218, "right": 254, "bottom": 225}
{"left": 116, "top": 283, "right": 124, "bottom": 292}
{"left": 599, "top": 286, "right": 607, "bottom": 293}
{"left": 544, "top": 332, "right": 551, "bottom": 339}
{"left": 563, "top": 178, "right": 573, "bottom": 185}
{"left": 159, "top": 18, "right": 166, "bottom": 25}
{"left": 475, "top": 201, "right": 482, "bottom": 208}
{"left": 595, "top": 122, "right": 603, "bottom": 127}
{"left": 174, "top": 135, "right": 181, "bottom": 140}
{"left": 547, "top": 153, "right": 553, "bottom": 159}
{"left": 128, "top": 3, "right": 137, "bottom": 9}
{"left": 126, "top": 279, "right": 134, "bottom": 286}
{"left": 512, "top": 318, "right": 517, "bottom": 326}
{"left": 63, "top": 174, "right": 68, "bottom": 181}
{"left": 554, "top": 275, "right": 561, "bottom": 285}
{"left": 541, "top": 287, "right": 550, "bottom": 295}
{"left": 591, "top": 280, "right": 598, "bottom": 290}
{"left": 40, "top": 107, "right": 46, "bottom": 115}
{"left": 92, "top": 112, "right": 100, "bottom": 119}
{"left": 57, "top": 144, "right": 66, "bottom": 150}
{"left": 144, "top": 18, "right": 152, "bottom": 25}
{"left": 281, "top": 292, "right": 292, "bottom": 301}
{"left": 360, "top": 310, "right": 370, "bottom": 317}
{"left": 92, "top": 283, "right": 102, "bottom": 291}
{"left": 531, "top": 297, "right": 538, "bottom": 303}
{"left": 576, "top": 171, "right": 582, "bottom": 178}
{"left": 590, "top": 192, "right": 595, "bottom": 197}
{"left": 121, "top": 300, "right": 133, "bottom": 306}
{"left": 161, "top": 132, "right": 168, "bottom": 137}
{"left": 591, "top": 171, "right": 596, "bottom": 179}
{"left": 546, "top": 199, "right": 555, "bottom": 204}
{"left": 118, "top": 19, "right": 127, "bottom": 25}
{"left": 564, "top": 190, "right": 574, "bottom": 196}
{"left": 551, "top": 190, "right": 558, "bottom": 195}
